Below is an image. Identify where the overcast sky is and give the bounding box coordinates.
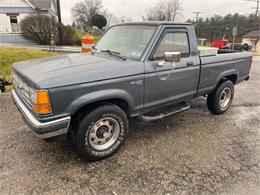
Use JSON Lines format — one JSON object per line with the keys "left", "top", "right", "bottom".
{"left": 60, "top": 0, "right": 255, "bottom": 25}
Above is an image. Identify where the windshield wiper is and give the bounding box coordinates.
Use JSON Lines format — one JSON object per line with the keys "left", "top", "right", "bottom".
{"left": 91, "top": 45, "right": 98, "bottom": 54}
{"left": 92, "top": 45, "right": 98, "bottom": 50}
{"left": 100, "top": 49, "right": 127, "bottom": 61}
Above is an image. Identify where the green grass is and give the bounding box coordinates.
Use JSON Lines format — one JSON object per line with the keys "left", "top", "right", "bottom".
{"left": 0, "top": 47, "right": 58, "bottom": 81}
{"left": 198, "top": 45, "right": 210, "bottom": 48}
{"left": 92, "top": 34, "right": 102, "bottom": 42}
{"left": 74, "top": 28, "right": 102, "bottom": 43}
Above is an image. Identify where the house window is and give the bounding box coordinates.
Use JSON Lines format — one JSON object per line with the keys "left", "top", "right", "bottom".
{"left": 10, "top": 16, "right": 19, "bottom": 33}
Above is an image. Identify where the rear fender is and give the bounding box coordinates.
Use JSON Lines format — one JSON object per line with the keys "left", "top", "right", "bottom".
{"left": 214, "top": 69, "right": 238, "bottom": 87}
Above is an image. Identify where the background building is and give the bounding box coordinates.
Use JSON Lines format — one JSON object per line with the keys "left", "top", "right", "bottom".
{"left": 242, "top": 30, "right": 260, "bottom": 52}
{"left": 0, "top": 0, "right": 57, "bottom": 43}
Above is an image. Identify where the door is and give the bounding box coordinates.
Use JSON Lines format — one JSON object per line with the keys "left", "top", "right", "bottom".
{"left": 144, "top": 28, "right": 200, "bottom": 109}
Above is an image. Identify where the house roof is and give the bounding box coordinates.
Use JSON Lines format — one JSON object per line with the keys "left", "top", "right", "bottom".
{"left": 243, "top": 30, "right": 260, "bottom": 38}
{"left": 26, "top": 0, "right": 56, "bottom": 10}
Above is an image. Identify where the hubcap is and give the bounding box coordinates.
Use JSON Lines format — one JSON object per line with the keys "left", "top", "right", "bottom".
{"left": 219, "top": 87, "right": 232, "bottom": 108}
{"left": 87, "top": 117, "right": 120, "bottom": 151}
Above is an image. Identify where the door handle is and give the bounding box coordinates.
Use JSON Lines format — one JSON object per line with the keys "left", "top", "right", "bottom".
{"left": 187, "top": 62, "right": 194, "bottom": 66}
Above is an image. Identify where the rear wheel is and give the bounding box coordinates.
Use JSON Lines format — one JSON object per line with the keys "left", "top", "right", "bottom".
{"left": 73, "top": 104, "right": 128, "bottom": 161}
{"left": 207, "top": 80, "right": 234, "bottom": 114}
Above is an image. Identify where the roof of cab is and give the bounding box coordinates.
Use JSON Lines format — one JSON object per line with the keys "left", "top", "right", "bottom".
{"left": 114, "top": 21, "right": 192, "bottom": 26}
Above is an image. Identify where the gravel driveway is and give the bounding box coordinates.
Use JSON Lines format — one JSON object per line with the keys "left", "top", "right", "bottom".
{"left": 0, "top": 57, "right": 260, "bottom": 195}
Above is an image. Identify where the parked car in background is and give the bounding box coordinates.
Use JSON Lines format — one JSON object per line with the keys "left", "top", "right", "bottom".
{"left": 221, "top": 43, "right": 251, "bottom": 51}
{"left": 212, "top": 39, "right": 229, "bottom": 48}
{"left": 12, "top": 22, "right": 253, "bottom": 161}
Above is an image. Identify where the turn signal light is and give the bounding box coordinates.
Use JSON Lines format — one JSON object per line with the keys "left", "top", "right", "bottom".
{"left": 32, "top": 104, "right": 52, "bottom": 114}
{"left": 35, "top": 90, "right": 50, "bottom": 104}
{"left": 31, "top": 90, "right": 52, "bottom": 114}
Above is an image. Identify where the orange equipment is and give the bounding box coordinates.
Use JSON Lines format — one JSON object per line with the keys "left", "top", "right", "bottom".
{"left": 81, "top": 34, "right": 95, "bottom": 53}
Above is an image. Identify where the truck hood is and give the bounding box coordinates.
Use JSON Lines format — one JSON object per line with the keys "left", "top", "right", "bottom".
{"left": 12, "top": 53, "right": 144, "bottom": 89}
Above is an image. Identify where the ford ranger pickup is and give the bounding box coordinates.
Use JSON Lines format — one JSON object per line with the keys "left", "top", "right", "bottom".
{"left": 12, "top": 22, "right": 253, "bottom": 161}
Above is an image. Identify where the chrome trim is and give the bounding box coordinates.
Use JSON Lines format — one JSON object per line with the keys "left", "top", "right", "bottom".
{"left": 12, "top": 90, "right": 71, "bottom": 139}
{"left": 36, "top": 128, "right": 70, "bottom": 139}
{"left": 13, "top": 72, "right": 32, "bottom": 108}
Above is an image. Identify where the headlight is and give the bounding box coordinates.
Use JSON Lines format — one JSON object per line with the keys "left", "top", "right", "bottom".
{"left": 12, "top": 72, "right": 52, "bottom": 114}
{"left": 30, "top": 89, "right": 52, "bottom": 114}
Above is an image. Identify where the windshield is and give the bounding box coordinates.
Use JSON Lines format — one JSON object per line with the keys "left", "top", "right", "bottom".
{"left": 95, "top": 25, "right": 157, "bottom": 61}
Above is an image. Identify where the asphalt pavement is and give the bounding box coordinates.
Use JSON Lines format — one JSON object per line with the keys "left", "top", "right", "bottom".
{"left": 0, "top": 57, "right": 260, "bottom": 194}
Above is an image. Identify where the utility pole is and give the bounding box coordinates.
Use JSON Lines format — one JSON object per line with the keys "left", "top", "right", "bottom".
{"left": 246, "top": 0, "right": 260, "bottom": 30}
{"left": 56, "top": 0, "right": 63, "bottom": 45}
{"left": 193, "top": 12, "right": 202, "bottom": 34}
{"left": 246, "top": 0, "right": 260, "bottom": 51}
{"left": 193, "top": 12, "right": 203, "bottom": 23}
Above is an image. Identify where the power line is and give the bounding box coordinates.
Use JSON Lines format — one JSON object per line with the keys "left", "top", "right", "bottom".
{"left": 193, "top": 12, "right": 202, "bottom": 34}
{"left": 193, "top": 12, "right": 203, "bottom": 23}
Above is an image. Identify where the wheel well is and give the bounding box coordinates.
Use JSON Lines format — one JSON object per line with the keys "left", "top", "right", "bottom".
{"left": 73, "top": 98, "right": 131, "bottom": 118}
{"left": 222, "top": 74, "right": 237, "bottom": 84}
{"left": 212, "top": 74, "right": 237, "bottom": 93}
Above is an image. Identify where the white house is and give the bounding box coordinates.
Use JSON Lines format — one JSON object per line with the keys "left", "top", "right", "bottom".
{"left": 242, "top": 31, "right": 260, "bottom": 52}
{"left": 0, "top": 0, "right": 57, "bottom": 43}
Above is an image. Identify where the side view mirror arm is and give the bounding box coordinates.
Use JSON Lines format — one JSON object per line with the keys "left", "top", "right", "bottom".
{"left": 150, "top": 52, "right": 182, "bottom": 63}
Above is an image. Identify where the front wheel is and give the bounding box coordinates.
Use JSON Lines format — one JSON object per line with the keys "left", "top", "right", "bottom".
{"left": 207, "top": 80, "right": 234, "bottom": 114}
{"left": 74, "top": 104, "right": 128, "bottom": 161}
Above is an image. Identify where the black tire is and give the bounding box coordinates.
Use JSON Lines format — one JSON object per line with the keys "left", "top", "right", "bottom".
{"left": 243, "top": 43, "right": 250, "bottom": 51}
{"left": 74, "top": 104, "right": 128, "bottom": 161}
{"left": 207, "top": 80, "right": 234, "bottom": 114}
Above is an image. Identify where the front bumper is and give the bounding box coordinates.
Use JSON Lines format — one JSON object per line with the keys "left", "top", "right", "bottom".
{"left": 12, "top": 90, "right": 71, "bottom": 139}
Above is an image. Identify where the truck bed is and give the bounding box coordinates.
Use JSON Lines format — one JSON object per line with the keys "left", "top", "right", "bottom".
{"left": 197, "top": 51, "right": 252, "bottom": 96}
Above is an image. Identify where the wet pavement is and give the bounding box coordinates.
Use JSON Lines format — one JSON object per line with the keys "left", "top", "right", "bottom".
{"left": 0, "top": 57, "right": 260, "bottom": 194}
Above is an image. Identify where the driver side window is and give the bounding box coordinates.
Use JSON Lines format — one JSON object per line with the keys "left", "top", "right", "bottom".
{"left": 154, "top": 32, "right": 190, "bottom": 59}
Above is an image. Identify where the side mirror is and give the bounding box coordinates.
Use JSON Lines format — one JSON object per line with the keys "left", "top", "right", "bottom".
{"left": 164, "top": 52, "right": 181, "bottom": 63}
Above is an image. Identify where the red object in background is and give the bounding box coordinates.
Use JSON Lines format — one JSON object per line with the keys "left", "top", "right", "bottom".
{"left": 212, "top": 39, "right": 229, "bottom": 48}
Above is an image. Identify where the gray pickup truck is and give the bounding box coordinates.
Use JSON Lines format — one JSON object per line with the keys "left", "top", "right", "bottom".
{"left": 12, "top": 22, "right": 252, "bottom": 161}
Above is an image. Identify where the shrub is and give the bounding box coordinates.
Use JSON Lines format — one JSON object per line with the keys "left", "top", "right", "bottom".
{"left": 59, "top": 25, "right": 81, "bottom": 46}
{"left": 20, "top": 14, "right": 59, "bottom": 45}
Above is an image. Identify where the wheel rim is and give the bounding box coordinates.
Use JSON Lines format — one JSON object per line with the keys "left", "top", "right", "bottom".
{"left": 219, "top": 87, "right": 232, "bottom": 108}
{"left": 87, "top": 117, "right": 120, "bottom": 151}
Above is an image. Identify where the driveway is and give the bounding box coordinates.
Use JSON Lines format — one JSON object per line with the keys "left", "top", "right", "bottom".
{"left": 0, "top": 57, "right": 260, "bottom": 194}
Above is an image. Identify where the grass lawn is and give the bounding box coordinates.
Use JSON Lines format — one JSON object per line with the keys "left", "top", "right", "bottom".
{"left": 74, "top": 28, "right": 102, "bottom": 43}
{"left": 92, "top": 34, "right": 102, "bottom": 42}
{"left": 0, "top": 47, "right": 58, "bottom": 81}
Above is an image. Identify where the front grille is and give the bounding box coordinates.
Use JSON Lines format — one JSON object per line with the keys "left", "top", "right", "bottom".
{"left": 13, "top": 73, "right": 32, "bottom": 107}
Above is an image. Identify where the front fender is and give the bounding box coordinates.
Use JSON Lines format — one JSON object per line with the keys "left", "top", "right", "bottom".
{"left": 67, "top": 89, "right": 135, "bottom": 115}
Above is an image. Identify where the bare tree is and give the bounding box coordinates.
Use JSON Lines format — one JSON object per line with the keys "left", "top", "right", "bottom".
{"left": 143, "top": 0, "right": 183, "bottom": 21}
{"left": 72, "top": 0, "right": 103, "bottom": 27}
{"left": 102, "top": 9, "right": 114, "bottom": 27}
{"left": 102, "top": 9, "right": 132, "bottom": 27}
{"left": 20, "top": 14, "right": 59, "bottom": 45}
